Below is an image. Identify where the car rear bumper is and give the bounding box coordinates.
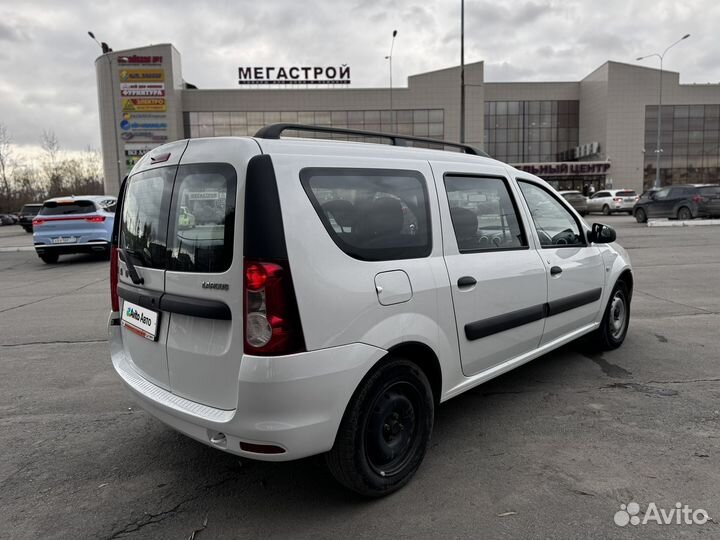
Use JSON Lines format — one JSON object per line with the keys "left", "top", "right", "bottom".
{"left": 108, "top": 318, "right": 386, "bottom": 461}
{"left": 35, "top": 240, "right": 109, "bottom": 255}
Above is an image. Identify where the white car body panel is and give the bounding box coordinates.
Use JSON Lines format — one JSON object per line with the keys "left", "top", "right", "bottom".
{"left": 109, "top": 136, "right": 632, "bottom": 461}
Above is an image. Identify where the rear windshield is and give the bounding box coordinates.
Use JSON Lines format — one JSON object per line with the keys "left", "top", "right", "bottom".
{"left": 698, "top": 186, "right": 720, "bottom": 196}
{"left": 615, "top": 190, "right": 637, "bottom": 197}
{"left": 39, "top": 200, "right": 96, "bottom": 215}
{"left": 21, "top": 205, "right": 42, "bottom": 215}
{"left": 167, "top": 163, "right": 236, "bottom": 273}
{"left": 120, "top": 163, "right": 236, "bottom": 273}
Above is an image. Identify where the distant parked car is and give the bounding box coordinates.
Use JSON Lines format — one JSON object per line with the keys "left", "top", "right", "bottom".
{"left": 633, "top": 184, "right": 720, "bottom": 223}
{"left": 697, "top": 185, "right": 720, "bottom": 218}
{"left": 587, "top": 189, "right": 639, "bottom": 215}
{"left": 0, "top": 213, "right": 17, "bottom": 225}
{"left": 32, "top": 196, "right": 117, "bottom": 264}
{"left": 558, "top": 190, "right": 588, "bottom": 216}
{"left": 17, "top": 203, "right": 43, "bottom": 232}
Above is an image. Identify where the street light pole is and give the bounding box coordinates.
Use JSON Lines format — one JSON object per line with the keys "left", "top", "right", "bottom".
{"left": 637, "top": 34, "right": 690, "bottom": 189}
{"left": 460, "top": 0, "right": 465, "bottom": 143}
{"left": 385, "top": 30, "right": 398, "bottom": 118}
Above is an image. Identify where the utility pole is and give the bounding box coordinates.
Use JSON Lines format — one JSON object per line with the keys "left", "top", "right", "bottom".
{"left": 460, "top": 0, "right": 465, "bottom": 143}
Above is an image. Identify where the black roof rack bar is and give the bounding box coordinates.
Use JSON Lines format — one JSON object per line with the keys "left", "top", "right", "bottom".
{"left": 253, "top": 123, "right": 489, "bottom": 157}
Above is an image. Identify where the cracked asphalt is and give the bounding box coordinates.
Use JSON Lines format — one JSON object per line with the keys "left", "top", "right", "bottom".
{"left": 1, "top": 217, "right": 719, "bottom": 539}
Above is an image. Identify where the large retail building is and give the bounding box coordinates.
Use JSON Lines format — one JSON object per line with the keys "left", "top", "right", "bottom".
{"left": 96, "top": 43, "right": 720, "bottom": 195}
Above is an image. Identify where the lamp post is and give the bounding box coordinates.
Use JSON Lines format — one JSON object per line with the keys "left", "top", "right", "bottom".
{"left": 460, "top": 0, "right": 465, "bottom": 143}
{"left": 88, "top": 31, "right": 123, "bottom": 191}
{"left": 385, "top": 30, "right": 398, "bottom": 118}
{"left": 637, "top": 34, "right": 690, "bottom": 189}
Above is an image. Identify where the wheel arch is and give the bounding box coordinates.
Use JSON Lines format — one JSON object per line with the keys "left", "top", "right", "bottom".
{"left": 617, "top": 268, "right": 634, "bottom": 301}
{"left": 386, "top": 341, "right": 443, "bottom": 405}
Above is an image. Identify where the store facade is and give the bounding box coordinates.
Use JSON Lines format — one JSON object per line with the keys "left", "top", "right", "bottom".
{"left": 96, "top": 43, "right": 720, "bottom": 196}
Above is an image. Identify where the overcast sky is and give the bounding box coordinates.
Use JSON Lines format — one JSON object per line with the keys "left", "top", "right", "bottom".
{"left": 1, "top": 0, "right": 718, "bottom": 156}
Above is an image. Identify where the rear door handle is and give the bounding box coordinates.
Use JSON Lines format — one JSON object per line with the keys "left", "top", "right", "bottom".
{"left": 550, "top": 266, "right": 563, "bottom": 276}
{"left": 457, "top": 276, "right": 477, "bottom": 288}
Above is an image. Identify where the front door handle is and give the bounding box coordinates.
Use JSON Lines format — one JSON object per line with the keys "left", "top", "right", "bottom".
{"left": 550, "top": 266, "right": 563, "bottom": 276}
{"left": 457, "top": 276, "right": 477, "bottom": 288}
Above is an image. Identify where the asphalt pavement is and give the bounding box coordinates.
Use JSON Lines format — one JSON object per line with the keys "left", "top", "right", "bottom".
{"left": 1, "top": 217, "right": 719, "bottom": 539}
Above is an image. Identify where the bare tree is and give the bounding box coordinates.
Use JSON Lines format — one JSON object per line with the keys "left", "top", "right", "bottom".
{"left": 0, "top": 123, "right": 13, "bottom": 199}
{"left": 41, "top": 129, "right": 63, "bottom": 197}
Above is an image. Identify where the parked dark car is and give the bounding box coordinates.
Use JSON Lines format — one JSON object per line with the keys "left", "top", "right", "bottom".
{"left": 0, "top": 214, "right": 17, "bottom": 225}
{"left": 633, "top": 184, "right": 720, "bottom": 223}
{"left": 697, "top": 185, "right": 720, "bottom": 217}
{"left": 17, "top": 203, "right": 43, "bottom": 232}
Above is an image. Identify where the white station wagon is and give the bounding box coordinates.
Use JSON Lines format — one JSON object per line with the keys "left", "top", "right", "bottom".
{"left": 108, "top": 125, "right": 632, "bottom": 496}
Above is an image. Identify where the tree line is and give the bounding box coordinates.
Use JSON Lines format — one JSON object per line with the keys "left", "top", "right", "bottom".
{"left": 0, "top": 123, "right": 104, "bottom": 213}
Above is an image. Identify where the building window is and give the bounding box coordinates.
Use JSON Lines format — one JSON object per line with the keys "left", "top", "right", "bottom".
{"left": 644, "top": 104, "right": 720, "bottom": 188}
{"left": 484, "top": 100, "right": 579, "bottom": 163}
{"left": 184, "top": 109, "right": 445, "bottom": 143}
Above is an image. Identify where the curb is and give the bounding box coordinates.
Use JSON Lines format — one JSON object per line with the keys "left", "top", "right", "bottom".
{"left": 0, "top": 246, "right": 35, "bottom": 252}
{"left": 647, "top": 219, "right": 720, "bottom": 227}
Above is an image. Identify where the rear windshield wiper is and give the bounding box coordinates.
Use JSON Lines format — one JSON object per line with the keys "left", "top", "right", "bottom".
{"left": 119, "top": 247, "right": 145, "bottom": 285}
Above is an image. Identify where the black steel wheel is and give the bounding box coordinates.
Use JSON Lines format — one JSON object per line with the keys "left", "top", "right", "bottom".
{"left": 326, "top": 358, "right": 434, "bottom": 497}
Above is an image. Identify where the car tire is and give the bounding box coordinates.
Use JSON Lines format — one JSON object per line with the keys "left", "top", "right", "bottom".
{"left": 326, "top": 358, "right": 434, "bottom": 497}
{"left": 677, "top": 206, "right": 692, "bottom": 221}
{"left": 591, "top": 280, "right": 630, "bottom": 350}
{"left": 602, "top": 204, "right": 610, "bottom": 216}
{"left": 39, "top": 252, "right": 59, "bottom": 264}
{"left": 634, "top": 208, "right": 647, "bottom": 223}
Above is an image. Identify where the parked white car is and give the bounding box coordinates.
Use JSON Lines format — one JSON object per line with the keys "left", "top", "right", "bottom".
{"left": 587, "top": 189, "right": 639, "bottom": 215}
{"left": 108, "top": 125, "right": 633, "bottom": 496}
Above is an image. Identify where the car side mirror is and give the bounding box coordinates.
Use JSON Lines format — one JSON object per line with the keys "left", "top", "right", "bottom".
{"left": 588, "top": 223, "right": 616, "bottom": 244}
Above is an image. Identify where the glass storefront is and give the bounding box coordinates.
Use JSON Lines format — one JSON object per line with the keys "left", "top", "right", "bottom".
{"left": 643, "top": 104, "right": 720, "bottom": 188}
{"left": 183, "top": 109, "right": 444, "bottom": 142}
{"left": 484, "top": 100, "right": 580, "bottom": 163}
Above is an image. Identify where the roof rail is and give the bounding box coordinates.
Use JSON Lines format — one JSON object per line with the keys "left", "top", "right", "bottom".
{"left": 253, "top": 123, "right": 489, "bottom": 157}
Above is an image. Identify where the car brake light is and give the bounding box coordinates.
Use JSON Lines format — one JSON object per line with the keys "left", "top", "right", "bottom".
{"left": 85, "top": 216, "right": 106, "bottom": 223}
{"left": 692, "top": 195, "right": 702, "bottom": 203}
{"left": 32, "top": 218, "right": 45, "bottom": 226}
{"left": 613, "top": 197, "right": 623, "bottom": 203}
{"left": 110, "top": 246, "right": 119, "bottom": 312}
{"left": 243, "top": 258, "right": 305, "bottom": 356}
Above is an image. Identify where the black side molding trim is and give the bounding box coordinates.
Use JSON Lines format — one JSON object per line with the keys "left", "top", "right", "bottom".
{"left": 464, "top": 288, "right": 603, "bottom": 341}
{"left": 465, "top": 304, "right": 545, "bottom": 341}
{"left": 161, "top": 293, "right": 231, "bottom": 321}
{"left": 117, "top": 283, "right": 162, "bottom": 311}
{"left": 546, "top": 288, "right": 602, "bottom": 317}
{"left": 117, "top": 283, "right": 231, "bottom": 320}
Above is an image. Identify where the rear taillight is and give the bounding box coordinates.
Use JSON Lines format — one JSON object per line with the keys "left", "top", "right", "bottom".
{"left": 110, "top": 246, "right": 119, "bottom": 312}
{"left": 692, "top": 195, "right": 702, "bottom": 203}
{"left": 613, "top": 197, "right": 623, "bottom": 203}
{"left": 243, "top": 258, "right": 305, "bottom": 356}
{"left": 85, "top": 216, "right": 106, "bottom": 223}
{"left": 32, "top": 218, "right": 45, "bottom": 226}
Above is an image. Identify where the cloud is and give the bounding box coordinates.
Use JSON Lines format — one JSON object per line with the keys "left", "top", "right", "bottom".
{"left": 0, "top": 0, "right": 717, "bottom": 152}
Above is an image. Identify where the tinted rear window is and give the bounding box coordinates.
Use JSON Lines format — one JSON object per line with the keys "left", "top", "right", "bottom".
{"left": 698, "top": 186, "right": 720, "bottom": 196}
{"left": 167, "top": 163, "right": 237, "bottom": 273}
{"left": 21, "top": 205, "right": 42, "bottom": 215}
{"left": 39, "top": 200, "right": 96, "bottom": 215}
{"left": 121, "top": 167, "right": 175, "bottom": 268}
{"left": 616, "top": 190, "right": 637, "bottom": 197}
{"left": 301, "top": 168, "right": 431, "bottom": 261}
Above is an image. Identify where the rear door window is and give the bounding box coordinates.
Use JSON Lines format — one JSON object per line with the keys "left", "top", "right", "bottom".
{"left": 121, "top": 167, "right": 175, "bottom": 269}
{"left": 40, "top": 200, "right": 96, "bottom": 215}
{"left": 300, "top": 168, "right": 431, "bottom": 261}
{"left": 166, "top": 163, "right": 237, "bottom": 273}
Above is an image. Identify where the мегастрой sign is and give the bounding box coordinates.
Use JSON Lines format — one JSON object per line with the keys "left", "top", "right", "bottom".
{"left": 237, "top": 66, "right": 351, "bottom": 85}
